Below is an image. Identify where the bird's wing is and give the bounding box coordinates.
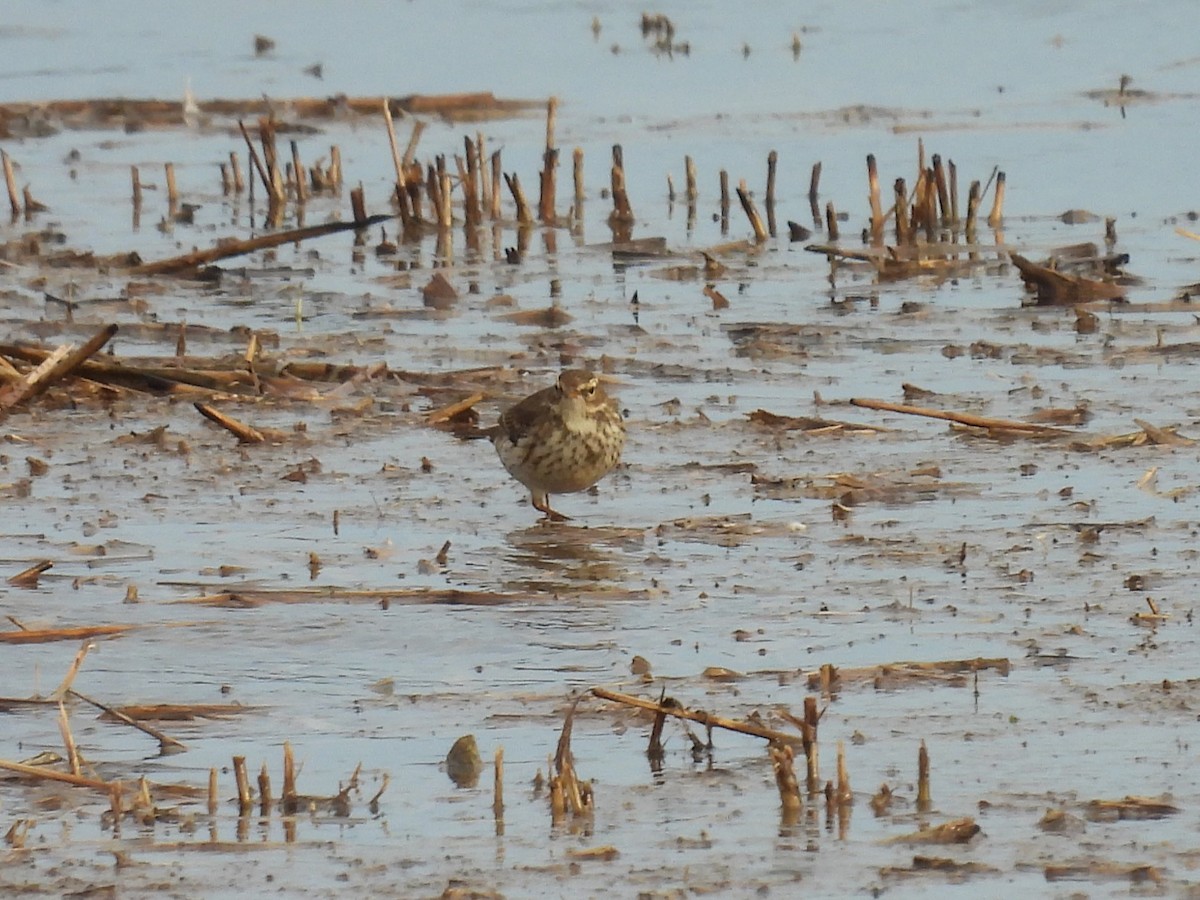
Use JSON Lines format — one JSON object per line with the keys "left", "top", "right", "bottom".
{"left": 497, "top": 385, "right": 556, "bottom": 443}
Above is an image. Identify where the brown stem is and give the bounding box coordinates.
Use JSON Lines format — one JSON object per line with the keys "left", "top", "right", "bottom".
{"left": 2, "top": 149, "right": 20, "bottom": 218}
{"left": 69, "top": 689, "right": 186, "bottom": 752}
{"left": 382, "top": 99, "right": 405, "bottom": 194}
{"left": 230, "top": 151, "right": 245, "bottom": 193}
{"left": 987, "top": 171, "right": 1006, "bottom": 227}
{"left": 917, "top": 740, "right": 931, "bottom": 812}
{"left": 932, "top": 154, "right": 949, "bottom": 224}
{"left": 824, "top": 201, "right": 839, "bottom": 241}
{"left": 164, "top": 163, "right": 178, "bottom": 216}
{"left": 490, "top": 150, "right": 503, "bottom": 220}
{"left": 592, "top": 687, "right": 802, "bottom": 746}
{"left": 572, "top": 147, "right": 584, "bottom": 217}
{"left": 505, "top": 172, "right": 533, "bottom": 225}
{"left": 808, "top": 160, "right": 822, "bottom": 225}
{"left": 194, "top": 401, "right": 265, "bottom": 443}
{"left": 538, "top": 97, "right": 557, "bottom": 222}
{"left": 719, "top": 169, "right": 730, "bottom": 233}
{"left": 893, "top": 178, "right": 910, "bottom": 245}
{"left": 0, "top": 323, "right": 118, "bottom": 415}
{"left": 736, "top": 179, "right": 767, "bottom": 242}
{"left": 765, "top": 150, "right": 778, "bottom": 237}
{"left": 850, "top": 396, "right": 1072, "bottom": 435}
{"left": 867, "top": 154, "right": 883, "bottom": 242}
{"left": 232, "top": 756, "right": 252, "bottom": 814}
{"left": 237, "top": 119, "right": 271, "bottom": 196}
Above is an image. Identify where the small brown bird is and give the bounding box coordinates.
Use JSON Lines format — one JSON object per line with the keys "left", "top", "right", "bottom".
{"left": 488, "top": 370, "right": 625, "bottom": 521}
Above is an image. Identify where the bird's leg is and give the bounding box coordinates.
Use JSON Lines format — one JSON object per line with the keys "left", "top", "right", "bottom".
{"left": 532, "top": 492, "right": 571, "bottom": 522}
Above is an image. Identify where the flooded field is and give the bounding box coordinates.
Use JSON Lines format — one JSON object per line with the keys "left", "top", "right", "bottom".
{"left": 3, "top": 2, "right": 1200, "bottom": 896}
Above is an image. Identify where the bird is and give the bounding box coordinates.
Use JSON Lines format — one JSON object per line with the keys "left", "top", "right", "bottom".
{"left": 487, "top": 370, "right": 625, "bottom": 521}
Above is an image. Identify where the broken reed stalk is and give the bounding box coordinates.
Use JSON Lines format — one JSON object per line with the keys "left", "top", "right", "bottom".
{"left": 454, "top": 156, "right": 472, "bottom": 229}
{"left": 290, "top": 140, "right": 306, "bottom": 202}
{"left": 8, "top": 560, "right": 52, "bottom": 586}
{"left": 0, "top": 757, "right": 110, "bottom": 790}
{"left": 237, "top": 119, "right": 271, "bottom": 198}
{"left": 965, "top": 180, "right": 981, "bottom": 237}
{"left": 424, "top": 163, "right": 441, "bottom": 224}
{"left": 765, "top": 150, "right": 777, "bottom": 209}
{"left": 572, "top": 147, "right": 584, "bottom": 217}
{"left": 592, "top": 687, "right": 803, "bottom": 747}
{"left": 836, "top": 740, "right": 851, "bottom": 805}
{"left": 493, "top": 747, "right": 505, "bottom": 826}
{"left": 129, "top": 213, "right": 389, "bottom": 275}
{"left": 194, "top": 401, "right": 266, "bottom": 443}
{"left": 69, "top": 689, "right": 187, "bottom": 752}
{"left": 259, "top": 118, "right": 286, "bottom": 208}
{"left": 49, "top": 641, "right": 93, "bottom": 698}
{"left": 475, "top": 132, "right": 488, "bottom": 215}
{"left": 685, "top": 155, "right": 697, "bottom": 201}
{"left": 770, "top": 744, "right": 802, "bottom": 817}
{"left": 57, "top": 700, "right": 82, "bottom": 776}
{"left": 867, "top": 154, "right": 883, "bottom": 242}
{"left": 808, "top": 161, "right": 822, "bottom": 224}
{"left": 538, "top": 96, "right": 557, "bottom": 222}
{"left": 932, "top": 154, "right": 950, "bottom": 224}
{"left": 22, "top": 185, "right": 45, "bottom": 217}
{"left": 917, "top": 740, "right": 931, "bottom": 812}
{"left": 232, "top": 756, "right": 252, "bottom": 814}
{"left": 230, "top": 152, "right": 244, "bottom": 194}
{"left": 922, "top": 168, "right": 939, "bottom": 239}
{"left": 893, "top": 178, "right": 910, "bottom": 245}
{"left": 736, "top": 179, "right": 767, "bottom": 242}
{"left": 719, "top": 169, "right": 730, "bottom": 232}
{"left": 382, "top": 99, "right": 406, "bottom": 197}
{"left": 282, "top": 741, "right": 298, "bottom": 813}
{"left": 609, "top": 145, "right": 634, "bottom": 225}
{"left": 948, "top": 160, "right": 959, "bottom": 224}
{"left": 164, "top": 163, "right": 178, "bottom": 215}
{"left": 110, "top": 781, "right": 124, "bottom": 827}
{"left": 647, "top": 706, "right": 667, "bottom": 762}
{"left": 490, "top": 150, "right": 503, "bottom": 220}
{"left": 504, "top": 172, "right": 533, "bottom": 225}
{"left": 463, "top": 134, "right": 481, "bottom": 226}
{"left": 2, "top": 149, "right": 20, "bottom": 217}
{"left": 208, "top": 767, "right": 219, "bottom": 816}
{"left": 329, "top": 145, "right": 343, "bottom": 189}
{"left": 851, "top": 396, "right": 1072, "bottom": 435}
{"left": 765, "top": 150, "right": 778, "bottom": 237}
{"left": 987, "top": 171, "right": 1006, "bottom": 227}
{"left": 438, "top": 170, "right": 453, "bottom": 228}
{"left": 400, "top": 120, "right": 425, "bottom": 170}
{"left": 258, "top": 763, "right": 272, "bottom": 817}
{"left": 549, "top": 765, "right": 565, "bottom": 825}
{"left": 803, "top": 695, "right": 820, "bottom": 794}
{"left": 553, "top": 703, "right": 591, "bottom": 819}
{"left": 825, "top": 202, "right": 839, "bottom": 241}
{"left": 350, "top": 183, "right": 368, "bottom": 226}
{"left": 0, "top": 323, "right": 118, "bottom": 415}
{"left": 130, "top": 165, "right": 143, "bottom": 208}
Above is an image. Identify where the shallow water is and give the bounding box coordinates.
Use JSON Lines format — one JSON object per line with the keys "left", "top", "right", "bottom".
{"left": 3, "top": 2, "right": 1200, "bottom": 897}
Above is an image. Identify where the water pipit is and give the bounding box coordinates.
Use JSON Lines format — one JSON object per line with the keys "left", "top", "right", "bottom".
{"left": 488, "top": 370, "right": 625, "bottom": 521}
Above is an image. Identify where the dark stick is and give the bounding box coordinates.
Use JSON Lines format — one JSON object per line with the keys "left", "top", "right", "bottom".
{"left": 866, "top": 154, "right": 882, "bottom": 242}
{"left": 765, "top": 150, "right": 778, "bottom": 237}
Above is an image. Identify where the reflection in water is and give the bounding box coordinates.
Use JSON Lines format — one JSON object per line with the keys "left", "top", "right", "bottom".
{"left": 503, "top": 524, "right": 643, "bottom": 585}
